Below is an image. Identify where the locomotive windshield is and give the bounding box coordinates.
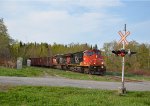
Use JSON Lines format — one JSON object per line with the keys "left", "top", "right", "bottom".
{"left": 95, "top": 50, "right": 101, "bottom": 55}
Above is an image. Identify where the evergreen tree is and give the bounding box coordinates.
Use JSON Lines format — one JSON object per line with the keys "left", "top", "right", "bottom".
{"left": 93, "top": 44, "right": 98, "bottom": 50}
{"left": 0, "top": 18, "right": 11, "bottom": 59}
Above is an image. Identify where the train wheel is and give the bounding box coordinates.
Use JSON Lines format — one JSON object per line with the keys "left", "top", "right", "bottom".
{"left": 61, "top": 65, "right": 67, "bottom": 70}
{"left": 88, "top": 67, "right": 93, "bottom": 75}
{"left": 89, "top": 71, "right": 95, "bottom": 75}
{"left": 84, "top": 68, "right": 89, "bottom": 74}
{"left": 80, "top": 67, "right": 84, "bottom": 73}
{"left": 101, "top": 70, "right": 106, "bottom": 76}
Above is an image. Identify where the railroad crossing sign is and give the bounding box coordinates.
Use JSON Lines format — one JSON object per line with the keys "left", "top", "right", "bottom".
{"left": 118, "top": 24, "right": 130, "bottom": 94}
{"left": 118, "top": 31, "right": 130, "bottom": 45}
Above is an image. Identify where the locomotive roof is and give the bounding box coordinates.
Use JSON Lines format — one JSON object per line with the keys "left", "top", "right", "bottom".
{"left": 29, "top": 49, "right": 100, "bottom": 59}
{"left": 54, "top": 49, "right": 100, "bottom": 57}
{"left": 63, "top": 51, "right": 84, "bottom": 56}
{"left": 29, "top": 57, "right": 51, "bottom": 59}
{"left": 83, "top": 49, "right": 100, "bottom": 53}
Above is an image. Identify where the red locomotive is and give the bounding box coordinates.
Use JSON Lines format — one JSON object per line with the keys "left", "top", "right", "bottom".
{"left": 30, "top": 49, "right": 106, "bottom": 75}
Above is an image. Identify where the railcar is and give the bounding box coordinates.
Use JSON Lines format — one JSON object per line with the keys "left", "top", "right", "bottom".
{"left": 30, "top": 57, "right": 52, "bottom": 67}
{"left": 30, "top": 49, "right": 106, "bottom": 75}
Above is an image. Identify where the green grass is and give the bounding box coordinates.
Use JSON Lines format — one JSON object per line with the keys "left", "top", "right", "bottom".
{"left": 0, "top": 85, "right": 150, "bottom": 106}
{"left": 0, "top": 66, "right": 150, "bottom": 81}
{"left": 0, "top": 66, "right": 45, "bottom": 77}
{"left": 44, "top": 68, "right": 113, "bottom": 81}
{"left": 106, "top": 71, "right": 150, "bottom": 81}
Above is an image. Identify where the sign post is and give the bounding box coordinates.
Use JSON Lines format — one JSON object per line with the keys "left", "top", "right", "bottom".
{"left": 118, "top": 24, "right": 130, "bottom": 94}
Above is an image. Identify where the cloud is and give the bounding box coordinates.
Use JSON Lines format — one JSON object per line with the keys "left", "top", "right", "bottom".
{"left": 76, "top": 0, "right": 123, "bottom": 8}
{"left": 42, "top": 0, "right": 123, "bottom": 8}
{"left": 1, "top": 0, "right": 123, "bottom": 14}
{"left": 2, "top": 0, "right": 125, "bottom": 48}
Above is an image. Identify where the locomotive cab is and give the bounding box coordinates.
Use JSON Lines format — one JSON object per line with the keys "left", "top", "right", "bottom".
{"left": 81, "top": 49, "right": 106, "bottom": 75}
{"left": 82, "top": 49, "right": 104, "bottom": 66}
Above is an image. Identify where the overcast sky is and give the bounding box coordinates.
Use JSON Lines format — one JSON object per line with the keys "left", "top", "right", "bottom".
{"left": 0, "top": 0, "right": 150, "bottom": 48}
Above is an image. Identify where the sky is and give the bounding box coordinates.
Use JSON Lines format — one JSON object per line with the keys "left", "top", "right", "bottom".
{"left": 0, "top": 0, "right": 150, "bottom": 48}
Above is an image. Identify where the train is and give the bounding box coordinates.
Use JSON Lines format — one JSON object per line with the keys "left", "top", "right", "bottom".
{"left": 30, "top": 49, "right": 106, "bottom": 75}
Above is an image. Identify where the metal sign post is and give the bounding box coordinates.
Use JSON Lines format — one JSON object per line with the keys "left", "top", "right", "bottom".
{"left": 118, "top": 24, "right": 130, "bottom": 94}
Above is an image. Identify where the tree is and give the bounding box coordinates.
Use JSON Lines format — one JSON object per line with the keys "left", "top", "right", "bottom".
{"left": 0, "top": 18, "right": 8, "bottom": 35}
{"left": 103, "top": 40, "right": 150, "bottom": 73}
{"left": 0, "top": 18, "right": 11, "bottom": 59}
{"left": 93, "top": 44, "right": 98, "bottom": 50}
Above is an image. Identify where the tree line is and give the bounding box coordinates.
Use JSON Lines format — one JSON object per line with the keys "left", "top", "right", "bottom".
{"left": 103, "top": 41, "right": 150, "bottom": 75}
{"left": 0, "top": 18, "right": 149, "bottom": 74}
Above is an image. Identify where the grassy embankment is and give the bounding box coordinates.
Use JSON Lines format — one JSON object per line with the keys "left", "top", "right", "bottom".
{"left": 0, "top": 66, "right": 149, "bottom": 81}
{"left": 0, "top": 85, "right": 150, "bottom": 106}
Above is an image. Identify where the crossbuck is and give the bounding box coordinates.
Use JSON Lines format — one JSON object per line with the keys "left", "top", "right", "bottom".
{"left": 118, "top": 31, "right": 130, "bottom": 45}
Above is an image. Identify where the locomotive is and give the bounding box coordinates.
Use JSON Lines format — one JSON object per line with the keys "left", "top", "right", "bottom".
{"left": 30, "top": 49, "right": 106, "bottom": 75}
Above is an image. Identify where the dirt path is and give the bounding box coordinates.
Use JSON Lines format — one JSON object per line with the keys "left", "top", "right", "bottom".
{"left": 0, "top": 76, "right": 150, "bottom": 91}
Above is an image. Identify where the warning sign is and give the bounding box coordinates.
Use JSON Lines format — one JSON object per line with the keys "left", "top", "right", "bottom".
{"left": 118, "top": 31, "right": 130, "bottom": 45}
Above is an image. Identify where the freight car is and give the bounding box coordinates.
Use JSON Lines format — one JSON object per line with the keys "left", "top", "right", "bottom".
{"left": 30, "top": 49, "right": 106, "bottom": 75}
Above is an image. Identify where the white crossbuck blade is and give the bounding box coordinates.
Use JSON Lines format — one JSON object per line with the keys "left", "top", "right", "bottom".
{"left": 118, "top": 31, "right": 130, "bottom": 45}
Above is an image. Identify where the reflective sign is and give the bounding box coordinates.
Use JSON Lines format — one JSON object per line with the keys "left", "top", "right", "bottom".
{"left": 118, "top": 31, "right": 130, "bottom": 45}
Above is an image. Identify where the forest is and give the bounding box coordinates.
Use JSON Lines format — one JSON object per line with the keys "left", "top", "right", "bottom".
{"left": 0, "top": 18, "right": 149, "bottom": 75}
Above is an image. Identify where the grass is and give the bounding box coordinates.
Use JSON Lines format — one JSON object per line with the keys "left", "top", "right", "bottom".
{"left": 0, "top": 66, "right": 45, "bottom": 77}
{"left": 106, "top": 71, "right": 150, "bottom": 81}
{"left": 0, "top": 85, "right": 150, "bottom": 106}
{"left": 0, "top": 66, "right": 150, "bottom": 81}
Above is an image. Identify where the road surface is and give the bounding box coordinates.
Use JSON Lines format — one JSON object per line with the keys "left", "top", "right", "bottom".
{"left": 0, "top": 76, "right": 150, "bottom": 91}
